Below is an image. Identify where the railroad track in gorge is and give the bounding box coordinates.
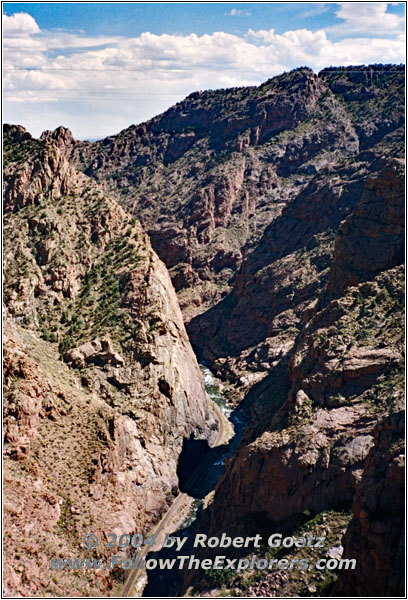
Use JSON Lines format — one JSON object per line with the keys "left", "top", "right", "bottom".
{"left": 121, "top": 399, "right": 229, "bottom": 597}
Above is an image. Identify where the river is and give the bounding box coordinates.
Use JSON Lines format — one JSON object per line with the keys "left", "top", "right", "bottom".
{"left": 199, "top": 363, "right": 232, "bottom": 418}
{"left": 141, "top": 364, "right": 247, "bottom": 597}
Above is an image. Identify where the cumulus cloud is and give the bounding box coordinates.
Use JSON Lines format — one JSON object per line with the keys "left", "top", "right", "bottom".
{"left": 330, "top": 2, "right": 404, "bottom": 34}
{"left": 3, "top": 12, "right": 40, "bottom": 36}
{"left": 2, "top": 8, "right": 405, "bottom": 137}
{"left": 245, "top": 26, "right": 404, "bottom": 68}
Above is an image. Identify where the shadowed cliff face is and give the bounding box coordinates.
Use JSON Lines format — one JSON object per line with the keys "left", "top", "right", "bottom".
{"left": 187, "top": 154, "right": 404, "bottom": 395}
{"left": 185, "top": 156, "right": 404, "bottom": 596}
{"left": 68, "top": 65, "right": 403, "bottom": 322}
{"left": 205, "top": 265, "right": 404, "bottom": 526}
{"left": 3, "top": 126, "right": 216, "bottom": 597}
{"left": 327, "top": 159, "right": 405, "bottom": 297}
{"left": 333, "top": 406, "right": 405, "bottom": 598}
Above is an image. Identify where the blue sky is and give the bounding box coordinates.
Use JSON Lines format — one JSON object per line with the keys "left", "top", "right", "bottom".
{"left": 3, "top": 2, "right": 405, "bottom": 38}
{"left": 3, "top": 2, "right": 406, "bottom": 138}
{"left": 2, "top": 3, "right": 351, "bottom": 37}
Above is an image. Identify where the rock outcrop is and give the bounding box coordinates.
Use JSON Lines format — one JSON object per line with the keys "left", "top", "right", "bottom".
{"left": 205, "top": 266, "right": 404, "bottom": 531}
{"left": 327, "top": 159, "right": 404, "bottom": 297}
{"left": 3, "top": 126, "right": 216, "bottom": 596}
{"left": 334, "top": 406, "right": 405, "bottom": 597}
{"left": 40, "top": 125, "right": 78, "bottom": 153}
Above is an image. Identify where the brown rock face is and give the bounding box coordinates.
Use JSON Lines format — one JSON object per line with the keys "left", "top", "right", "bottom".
{"left": 327, "top": 159, "right": 404, "bottom": 297}
{"left": 3, "top": 328, "right": 48, "bottom": 460}
{"left": 209, "top": 407, "right": 375, "bottom": 527}
{"left": 40, "top": 125, "right": 77, "bottom": 153}
{"left": 205, "top": 266, "right": 403, "bottom": 531}
{"left": 3, "top": 141, "right": 80, "bottom": 213}
{"left": 3, "top": 123, "right": 32, "bottom": 141}
{"left": 333, "top": 407, "right": 405, "bottom": 597}
{"left": 187, "top": 153, "right": 400, "bottom": 389}
{"left": 3, "top": 129, "right": 216, "bottom": 596}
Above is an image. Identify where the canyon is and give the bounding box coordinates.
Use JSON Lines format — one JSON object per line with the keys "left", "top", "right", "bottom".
{"left": 3, "top": 64, "right": 405, "bottom": 597}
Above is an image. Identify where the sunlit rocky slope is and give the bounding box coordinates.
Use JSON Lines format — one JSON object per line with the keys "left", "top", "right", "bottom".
{"left": 3, "top": 125, "right": 216, "bottom": 596}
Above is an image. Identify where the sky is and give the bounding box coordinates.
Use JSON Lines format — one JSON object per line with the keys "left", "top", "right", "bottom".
{"left": 3, "top": 2, "right": 406, "bottom": 139}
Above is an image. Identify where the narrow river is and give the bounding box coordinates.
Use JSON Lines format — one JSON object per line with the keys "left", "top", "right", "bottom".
{"left": 199, "top": 363, "right": 232, "bottom": 418}
{"left": 141, "top": 364, "right": 247, "bottom": 597}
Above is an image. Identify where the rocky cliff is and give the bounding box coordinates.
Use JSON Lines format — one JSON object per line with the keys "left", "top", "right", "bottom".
{"left": 188, "top": 152, "right": 404, "bottom": 395}
{"left": 69, "top": 65, "right": 403, "bottom": 322}
{"left": 333, "top": 405, "right": 405, "bottom": 597}
{"left": 327, "top": 158, "right": 404, "bottom": 297}
{"left": 185, "top": 153, "right": 404, "bottom": 596}
{"left": 3, "top": 125, "right": 216, "bottom": 596}
{"left": 205, "top": 265, "right": 403, "bottom": 528}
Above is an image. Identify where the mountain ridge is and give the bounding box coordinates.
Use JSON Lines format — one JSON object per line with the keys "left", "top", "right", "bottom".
{"left": 3, "top": 62, "right": 405, "bottom": 597}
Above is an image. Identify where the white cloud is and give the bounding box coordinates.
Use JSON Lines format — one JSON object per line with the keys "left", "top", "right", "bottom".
{"left": 330, "top": 2, "right": 404, "bottom": 34}
{"left": 39, "top": 32, "right": 124, "bottom": 50}
{"left": 3, "top": 12, "right": 40, "bottom": 36}
{"left": 228, "top": 9, "right": 251, "bottom": 17}
{"left": 2, "top": 10, "right": 405, "bottom": 137}
{"left": 245, "top": 26, "right": 404, "bottom": 68}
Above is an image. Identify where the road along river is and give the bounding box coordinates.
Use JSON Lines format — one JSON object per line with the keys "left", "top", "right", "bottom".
{"left": 121, "top": 365, "right": 247, "bottom": 597}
